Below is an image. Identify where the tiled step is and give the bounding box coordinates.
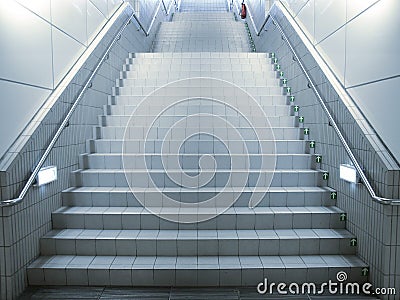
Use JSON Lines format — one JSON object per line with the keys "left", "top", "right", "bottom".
{"left": 79, "top": 154, "right": 312, "bottom": 170}
{"left": 99, "top": 115, "right": 295, "bottom": 127}
{"left": 133, "top": 52, "right": 270, "bottom": 58}
{"left": 123, "top": 64, "right": 276, "bottom": 72}
{"left": 119, "top": 77, "right": 281, "bottom": 87}
{"left": 96, "top": 126, "right": 301, "bottom": 140}
{"left": 108, "top": 95, "right": 289, "bottom": 106}
{"left": 52, "top": 206, "right": 346, "bottom": 230}
{"left": 39, "top": 228, "right": 356, "bottom": 256}
{"left": 104, "top": 104, "right": 292, "bottom": 117}
{"left": 27, "top": 254, "right": 368, "bottom": 286}
{"left": 62, "top": 186, "right": 337, "bottom": 207}
{"left": 128, "top": 56, "right": 271, "bottom": 64}
{"left": 117, "top": 76, "right": 281, "bottom": 87}
{"left": 121, "top": 72, "right": 279, "bottom": 82}
{"left": 173, "top": 13, "right": 235, "bottom": 21}
{"left": 87, "top": 139, "right": 307, "bottom": 155}
{"left": 112, "top": 86, "right": 285, "bottom": 96}
{"left": 127, "top": 57, "right": 272, "bottom": 64}
{"left": 71, "top": 169, "right": 327, "bottom": 188}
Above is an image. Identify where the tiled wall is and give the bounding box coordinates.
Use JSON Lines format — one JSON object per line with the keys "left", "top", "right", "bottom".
{"left": 246, "top": 1, "right": 400, "bottom": 298}
{"left": 0, "top": 2, "right": 164, "bottom": 298}
{"left": 0, "top": 0, "right": 124, "bottom": 161}
{"left": 279, "top": 0, "right": 399, "bottom": 164}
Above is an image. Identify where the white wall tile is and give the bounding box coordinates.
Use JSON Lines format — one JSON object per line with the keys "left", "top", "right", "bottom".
{"left": 0, "top": 1, "right": 53, "bottom": 88}
{"left": 314, "top": 0, "right": 346, "bottom": 43}
{"left": 0, "top": 80, "right": 51, "bottom": 158}
{"left": 295, "top": 0, "right": 315, "bottom": 44}
{"left": 90, "top": 0, "right": 108, "bottom": 17}
{"left": 347, "top": 77, "right": 400, "bottom": 162}
{"left": 51, "top": 0, "right": 88, "bottom": 45}
{"left": 108, "top": 0, "right": 123, "bottom": 17}
{"left": 345, "top": 0, "right": 400, "bottom": 87}
{"left": 87, "top": 1, "right": 107, "bottom": 44}
{"left": 280, "top": 0, "right": 309, "bottom": 17}
{"left": 346, "top": 0, "right": 380, "bottom": 21}
{"left": 52, "top": 27, "right": 86, "bottom": 87}
{"left": 316, "top": 27, "right": 345, "bottom": 84}
{"left": 16, "top": 0, "right": 52, "bottom": 22}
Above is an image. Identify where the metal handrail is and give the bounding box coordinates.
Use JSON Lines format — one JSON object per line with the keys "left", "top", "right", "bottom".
{"left": 146, "top": 0, "right": 164, "bottom": 35}
{"left": 132, "top": 13, "right": 149, "bottom": 36}
{"left": 0, "top": 2, "right": 160, "bottom": 207}
{"left": 267, "top": 3, "right": 400, "bottom": 205}
{"left": 255, "top": 14, "right": 269, "bottom": 36}
{"left": 161, "top": 0, "right": 168, "bottom": 15}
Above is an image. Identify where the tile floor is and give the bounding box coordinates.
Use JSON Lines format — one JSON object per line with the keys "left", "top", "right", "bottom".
{"left": 19, "top": 287, "right": 379, "bottom": 299}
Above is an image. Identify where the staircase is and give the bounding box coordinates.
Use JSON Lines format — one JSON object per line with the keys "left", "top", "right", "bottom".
{"left": 152, "top": 12, "right": 250, "bottom": 52}
{"left": 27, "top": 8, "right": 368, "bottom": 289}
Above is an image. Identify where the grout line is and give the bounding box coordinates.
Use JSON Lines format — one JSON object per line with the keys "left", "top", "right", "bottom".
{"left": 0, "top": 78, "right": 52, "bottom": 91}
{"left": 346, "top": 74, "right": 400, "bottom": 90}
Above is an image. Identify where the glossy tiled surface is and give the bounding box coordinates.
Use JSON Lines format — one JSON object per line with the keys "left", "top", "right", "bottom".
{"left": 27, "top": 51, "right": 367, "bottom": 287}
{"left": 152, "top": 12, "right": 250, "bottom": 52}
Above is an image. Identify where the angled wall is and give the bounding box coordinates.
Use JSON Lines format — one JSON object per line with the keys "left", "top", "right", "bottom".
{"left": 0, "top": 1, "right": 164, "bottom": 298}
{"left": 280, "top": 0, "right": 400, "bottom": 164}
{"left": 0, "top": 0, "right": 124, "bottom": 162}
{"left": 247, "top": 1, "right": 400, "bottom": 298}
